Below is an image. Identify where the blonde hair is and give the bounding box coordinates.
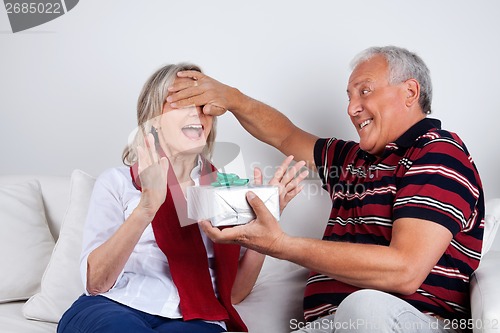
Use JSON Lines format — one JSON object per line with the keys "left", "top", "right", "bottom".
{"left": 122, "top": 63, "right": 217, "bottom": 166}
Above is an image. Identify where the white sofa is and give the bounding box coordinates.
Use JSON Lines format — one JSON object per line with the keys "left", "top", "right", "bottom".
{"left": 0, "top": 170, "right": 499, "bottom": 333}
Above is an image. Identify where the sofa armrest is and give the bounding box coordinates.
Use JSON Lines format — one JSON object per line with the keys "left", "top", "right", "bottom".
{"left": 470, "top": 250, "right": 500, "bottom": 333}
{"left": 484, "top": 199, "right": 500, "bottom": 254}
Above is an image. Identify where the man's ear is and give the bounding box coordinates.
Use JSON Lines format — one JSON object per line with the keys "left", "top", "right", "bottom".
{"left": 404, "top": 78, "right": 420, "bottom": 108}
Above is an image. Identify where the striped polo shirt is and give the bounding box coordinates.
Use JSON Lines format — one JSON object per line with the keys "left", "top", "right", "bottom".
{"left": 304, "top": 118, "right": 484, "bottom": 321}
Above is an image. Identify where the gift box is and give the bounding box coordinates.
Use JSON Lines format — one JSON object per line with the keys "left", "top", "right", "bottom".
{"left": 187, "top": 183, "right": 280, "bottom": 227}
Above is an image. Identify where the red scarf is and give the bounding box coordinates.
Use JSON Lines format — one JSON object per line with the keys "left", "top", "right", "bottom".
{"left": 130, "top": 157, "right": 247, "bottom": 332}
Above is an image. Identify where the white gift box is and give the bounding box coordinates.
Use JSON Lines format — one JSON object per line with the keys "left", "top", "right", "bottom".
{"left": 187, "top": 185, "right": 280, "bottom": 227}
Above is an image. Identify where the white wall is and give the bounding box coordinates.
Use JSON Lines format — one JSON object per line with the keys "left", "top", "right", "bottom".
{"left": 1, "top": 0, "right": 499, "bottom": 200}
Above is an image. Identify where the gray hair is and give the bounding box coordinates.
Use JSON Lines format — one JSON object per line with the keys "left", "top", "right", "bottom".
{"left": 350, "top": 46, "right": 432, "bottom": 114}
{"left": 122, "top": 63, "right": 217, "bottom": 166}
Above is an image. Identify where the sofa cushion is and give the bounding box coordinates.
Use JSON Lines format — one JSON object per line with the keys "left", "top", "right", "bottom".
{"left": 23, "top": 170, "right": 96, "bottom": 323}
{"left": 470, "top": 250, "right": 500, "bottom": 332}
{"left": 0, "top": 175, "right": 71, "bottom": 241}
{"left": 235, "top": 257, "right": 310, "bottom": 332}
{"left": 0, "top": 180, "right": 55, "bottom": 303}
{"left": 0, "top": 301, "right": 56, "bottom": 333}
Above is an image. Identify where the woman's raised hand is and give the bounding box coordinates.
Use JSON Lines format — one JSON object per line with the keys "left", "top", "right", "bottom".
{"left": 254, "top": 155, "right": 309, "bottom": 214}
{"left": 137, "top": 133, "right": 169, "bottom": 221}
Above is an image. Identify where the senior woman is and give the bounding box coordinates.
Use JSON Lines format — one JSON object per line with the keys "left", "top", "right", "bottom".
{"left": 57, "top": 63, "right": 307, "bottom": 333}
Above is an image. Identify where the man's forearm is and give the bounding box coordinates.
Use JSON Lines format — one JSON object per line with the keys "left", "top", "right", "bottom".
{"left": 228, "top": 88, "right": 298, "bottom": 153}
{"left": 275, "top": 235, "right": 421, "bottom": 295}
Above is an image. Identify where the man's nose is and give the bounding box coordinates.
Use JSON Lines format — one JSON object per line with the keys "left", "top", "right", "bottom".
{"left": 347, "top": 98, "right": 362, "bottom": 117}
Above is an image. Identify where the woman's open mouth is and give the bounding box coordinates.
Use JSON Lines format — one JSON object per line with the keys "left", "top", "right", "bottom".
{"left": 181, "top": 124, "right": 204, "bottom": 140}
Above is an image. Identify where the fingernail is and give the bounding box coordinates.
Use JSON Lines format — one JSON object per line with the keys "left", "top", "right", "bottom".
{"left": 170, "top": 103, "right": 177, "bottom": 108}
{"left": 166, "top": 96, "right": 172, "bottom": 102}
{"left": 246, "top": 191, "right": 256, "bottom": 200}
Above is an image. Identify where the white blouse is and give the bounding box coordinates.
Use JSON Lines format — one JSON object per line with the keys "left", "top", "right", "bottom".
{"left": 79, "top": 163, "right": 240, "bottom": 327}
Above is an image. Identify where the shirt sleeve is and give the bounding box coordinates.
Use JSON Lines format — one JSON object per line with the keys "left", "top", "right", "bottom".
{"left": 80, "top": 168, "right": 127, "bottom": 294}
{"left": 313, "top": 138, "right": 359, "bottom": 193}
{"left": 393, "top": 138, "right": 483, "bottom": 236}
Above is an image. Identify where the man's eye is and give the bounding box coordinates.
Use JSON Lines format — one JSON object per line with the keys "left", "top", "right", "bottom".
{"left": 361, "top": 89, "right": 370, "bottom": 95}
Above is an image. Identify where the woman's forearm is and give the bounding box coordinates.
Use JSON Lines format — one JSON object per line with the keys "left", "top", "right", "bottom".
{"left": 230, "top": 249, "right": 266, "bottom": 304}
{"left": 86, "top": 208, "right": 151, "bottom": 295}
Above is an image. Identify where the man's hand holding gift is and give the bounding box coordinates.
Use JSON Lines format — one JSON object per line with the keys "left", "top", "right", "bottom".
{"left": 199, "top": 155, "right": 308, "bottom": 256}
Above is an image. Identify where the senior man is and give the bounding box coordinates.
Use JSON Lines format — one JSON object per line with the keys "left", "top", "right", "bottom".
{"left": 167, "top": 46, "right": 483, "bottom": 333}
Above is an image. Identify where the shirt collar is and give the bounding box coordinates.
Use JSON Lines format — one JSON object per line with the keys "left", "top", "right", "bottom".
{"left": 392, "top": 117, "right": 441, "bottom": 149}
{"left": 356, "top": 117, "right": 441, "bottom": 161}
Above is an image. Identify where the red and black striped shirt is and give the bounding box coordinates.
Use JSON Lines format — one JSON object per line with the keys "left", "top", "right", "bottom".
{"left": 305, "top": 118, "right": 484, "bottom": 321}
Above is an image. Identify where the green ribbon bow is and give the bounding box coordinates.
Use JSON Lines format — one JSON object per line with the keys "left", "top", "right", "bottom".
{"left": 211, "top": 172, "right": 249, "bottom": 187}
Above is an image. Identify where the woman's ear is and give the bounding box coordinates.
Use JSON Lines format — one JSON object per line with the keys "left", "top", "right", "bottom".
{"left": 404, "top": 78, "right": 420, "bottom": 108}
